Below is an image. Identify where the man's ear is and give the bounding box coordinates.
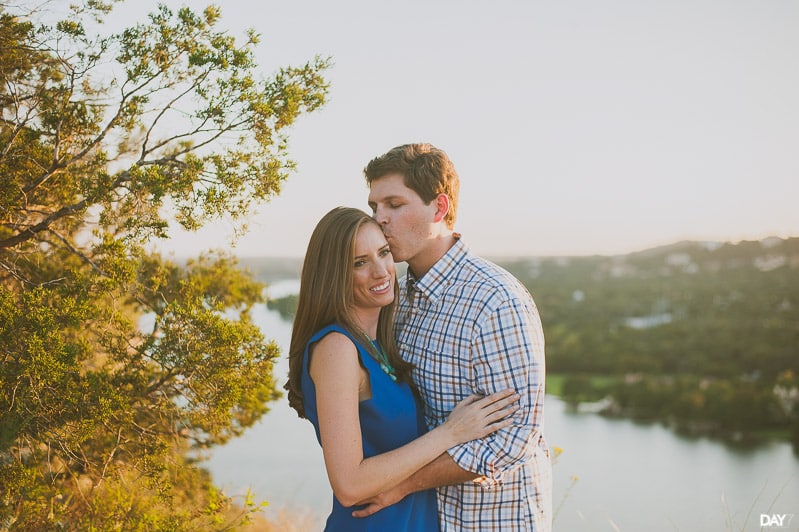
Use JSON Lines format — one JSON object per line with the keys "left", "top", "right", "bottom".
{"left": 432, "top": 193, "right": 450, "bottom": 223}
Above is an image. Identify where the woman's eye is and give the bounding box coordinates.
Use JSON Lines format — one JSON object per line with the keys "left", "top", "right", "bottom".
{"left": 354, "top": 260, "right": 366, "bottom": 268}
{"left": 379, "top": 249, "right": 391, "bottom": 257}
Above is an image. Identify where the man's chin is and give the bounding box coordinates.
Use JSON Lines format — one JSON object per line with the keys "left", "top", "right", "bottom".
{"left": 387, "top": 247, "right": 404, "bottom": 262}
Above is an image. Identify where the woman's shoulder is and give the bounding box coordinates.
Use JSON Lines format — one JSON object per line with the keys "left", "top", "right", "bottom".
{"left": 308, "top": 325, "right": 363, "bottom": 360}
{"left": 307, "top": 330, "right": 362, "bottom": 378}
{"left": 309, "top": 323, "right": 351, "bottom": 342}
{"left": 313, "top": 329, "right": 357, "bottom": 353}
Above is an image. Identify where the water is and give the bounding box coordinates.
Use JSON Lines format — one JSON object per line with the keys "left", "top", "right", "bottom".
{"left": 206, "top": 282, "right": 799, "bottom": 531}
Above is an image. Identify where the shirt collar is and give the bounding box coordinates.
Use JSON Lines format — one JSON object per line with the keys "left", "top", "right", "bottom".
{"left": 406, "top": 234, "right": 468, "bottom": 303}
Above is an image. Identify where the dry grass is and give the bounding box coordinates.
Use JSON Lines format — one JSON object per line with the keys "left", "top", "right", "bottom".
{"left": 239, "top": 505, "right": 323, "bottom": 532}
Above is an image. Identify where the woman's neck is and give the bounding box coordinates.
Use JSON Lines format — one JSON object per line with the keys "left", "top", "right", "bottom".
{"left": 351, "top": 309, "right": 380, "bottom": 339}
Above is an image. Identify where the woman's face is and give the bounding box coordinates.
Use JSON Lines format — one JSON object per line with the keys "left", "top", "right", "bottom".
{"left": 351, "top": 222, "right": 395, "bottom": 313}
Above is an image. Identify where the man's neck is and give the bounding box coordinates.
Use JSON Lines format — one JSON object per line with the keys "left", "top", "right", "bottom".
{"left": 407, "top": 233, "right": 457, "bottom": 279}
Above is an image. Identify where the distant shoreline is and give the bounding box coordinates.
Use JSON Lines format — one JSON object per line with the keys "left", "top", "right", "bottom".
{"left": 226, "top": 235, "right": 798, "bottom": 263}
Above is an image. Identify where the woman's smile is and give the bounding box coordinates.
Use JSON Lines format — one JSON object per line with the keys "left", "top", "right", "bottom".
{"left": 370, "top": 279, "right": 391, "bottom": 294}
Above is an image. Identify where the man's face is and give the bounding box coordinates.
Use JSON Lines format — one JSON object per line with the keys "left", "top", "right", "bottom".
{"left": 367, "top": 173, "right": 438, "bottom": 265}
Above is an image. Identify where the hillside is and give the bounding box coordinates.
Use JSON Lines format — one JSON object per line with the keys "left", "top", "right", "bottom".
{"left": 499, "top": 237, "right": 799, "bottom": 378}
{"left": 499, "top": 237, "right": 799, "bottom": 445}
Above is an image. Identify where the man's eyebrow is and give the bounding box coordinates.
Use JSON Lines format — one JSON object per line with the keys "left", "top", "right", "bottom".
{"left": 372, "top": 194, "right": 403, "bottom": 203}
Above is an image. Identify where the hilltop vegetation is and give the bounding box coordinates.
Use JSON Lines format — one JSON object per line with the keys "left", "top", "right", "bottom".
{"left": 504, "top": 237, "right": 798, "bottom": 378}
{"left": 501, "top": 237, "right": 799, "bottom": 446}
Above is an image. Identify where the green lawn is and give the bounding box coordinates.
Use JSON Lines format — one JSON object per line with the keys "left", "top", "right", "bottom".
{"left": 546, "top": 374, "right": 567, "bottom": 396}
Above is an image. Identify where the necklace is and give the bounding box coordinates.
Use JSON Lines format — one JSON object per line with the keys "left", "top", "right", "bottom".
{"left": 355, "top": 327, "right": 397, "bottom": 382}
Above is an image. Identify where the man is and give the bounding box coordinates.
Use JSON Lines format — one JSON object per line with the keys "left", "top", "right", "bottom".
{"left": 358, "top": 143, "right": 552, "bottom": 531}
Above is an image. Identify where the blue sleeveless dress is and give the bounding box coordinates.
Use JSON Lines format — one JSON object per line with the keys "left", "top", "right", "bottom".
{"left": 300, "top": 324, "right": 439, "bottom": 531}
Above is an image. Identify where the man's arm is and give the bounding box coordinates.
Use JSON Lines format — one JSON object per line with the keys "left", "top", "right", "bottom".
{"left": 352, "top": 452, "right": 477, "bottom": 518}
{"left": 449, "top": 296, "right": 545, "bottom": 480}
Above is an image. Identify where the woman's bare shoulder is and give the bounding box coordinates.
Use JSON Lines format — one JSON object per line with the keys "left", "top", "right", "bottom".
{"left": 310, "top": 331, "right": 358, "bottom": 362}
{"left": 308, "top": 331, "right": 362, "bottom": 383}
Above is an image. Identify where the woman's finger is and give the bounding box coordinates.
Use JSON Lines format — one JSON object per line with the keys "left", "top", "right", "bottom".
{"left": 476, "top": 391, "right": 520, "bottom": 413}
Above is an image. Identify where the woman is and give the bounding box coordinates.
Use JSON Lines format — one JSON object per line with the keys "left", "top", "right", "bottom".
{"left": 285, "top": 207, "right": 518, "bottom": 531}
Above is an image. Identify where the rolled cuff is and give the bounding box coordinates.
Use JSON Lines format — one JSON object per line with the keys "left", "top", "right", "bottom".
{"left": 447, "top": 440, "right": 507, "bottom": 490}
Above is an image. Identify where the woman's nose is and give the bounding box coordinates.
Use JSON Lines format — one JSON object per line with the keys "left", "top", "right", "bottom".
{"left": 373, "top": 259, "right": 389, "bottom": 277}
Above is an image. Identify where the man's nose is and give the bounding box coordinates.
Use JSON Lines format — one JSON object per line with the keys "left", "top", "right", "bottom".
{"left": 373, "top": 206, "right": 388, "bottom": 225}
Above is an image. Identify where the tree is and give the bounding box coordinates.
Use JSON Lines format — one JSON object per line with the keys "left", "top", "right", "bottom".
{"left": 0, "top": 1, "right": 330, "bottom": 528}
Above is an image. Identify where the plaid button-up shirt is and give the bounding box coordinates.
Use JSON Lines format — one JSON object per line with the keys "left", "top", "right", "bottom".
{"left": 396, "top": 237, "right": 552, "bottom": 531}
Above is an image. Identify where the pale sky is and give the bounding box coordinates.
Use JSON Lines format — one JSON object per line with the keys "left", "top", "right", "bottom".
{"left": 103, "top": 0, "right": 798, "bottom": 258}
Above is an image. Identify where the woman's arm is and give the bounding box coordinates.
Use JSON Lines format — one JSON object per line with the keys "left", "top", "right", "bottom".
{"left": 310, "top": 332, "right": 517, "bottom": 507}
{"left": 352, "top": 453, "right": 475, "bottom": 517}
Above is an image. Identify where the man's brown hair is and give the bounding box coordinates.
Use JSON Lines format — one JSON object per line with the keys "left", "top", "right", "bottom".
{"left": 364, "top": 143, "right": 460, "bottom": 229}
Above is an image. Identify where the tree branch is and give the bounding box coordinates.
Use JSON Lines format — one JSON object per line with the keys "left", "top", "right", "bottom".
{"left": 141, "top": 70, "right": 211, "bottom": 158}
{"left": 0, "top": 199, "right": 88, "bottom": 249}
{"left": 45, "top": 229, "right": 107, "bottom": 276}
{"left": 0, "top": 169, "right": 131, "bottom": 250}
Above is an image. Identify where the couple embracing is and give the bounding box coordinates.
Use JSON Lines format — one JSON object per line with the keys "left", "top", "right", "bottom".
{"left": 285, "top": 143, "right": 552, "bottom": 531}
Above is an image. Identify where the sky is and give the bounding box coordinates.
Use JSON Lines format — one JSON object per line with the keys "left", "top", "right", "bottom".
{"left": 101, "top": 0, "right": 798, "bottom": 258}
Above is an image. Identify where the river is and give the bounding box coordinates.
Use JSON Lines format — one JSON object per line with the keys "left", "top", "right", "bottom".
{"left": 205, "top": 281, "right": 799, "bottom": 531}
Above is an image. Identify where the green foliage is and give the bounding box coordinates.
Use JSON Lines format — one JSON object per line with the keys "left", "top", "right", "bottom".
{"left": 560, "top": 374, "right": 615, "bottom": 404}
{"left": 266, "top": 293, "right": 298, "bottom": 321}
{"left": 0, "top": 0, "right": 328, "bottom": 527}
{"left": 503, "top": 239, "right": 799, "bottom": 379}
{"left": 498, "top": 238, "right": 799, "bottom": 444}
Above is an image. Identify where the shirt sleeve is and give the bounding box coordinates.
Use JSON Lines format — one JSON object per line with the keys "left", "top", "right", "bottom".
{"left": 446, "top": 295, "right": 546, "bottom": 489}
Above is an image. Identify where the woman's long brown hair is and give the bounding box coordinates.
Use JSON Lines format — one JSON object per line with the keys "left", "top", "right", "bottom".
{"left": 285, "top": 207, "right": 411, "bottom": 419}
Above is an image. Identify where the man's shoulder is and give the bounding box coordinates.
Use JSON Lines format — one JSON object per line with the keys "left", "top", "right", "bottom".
{"left": 456, "top": 254, "right": 530, "bottom": 298}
